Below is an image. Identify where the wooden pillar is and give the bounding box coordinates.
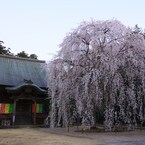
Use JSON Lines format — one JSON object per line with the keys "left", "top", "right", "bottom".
{"left": 33, "top": 100, "right": 37, "bottom": 125}
{"left": 13, "top": 99, "right": 16, "bottom": 126}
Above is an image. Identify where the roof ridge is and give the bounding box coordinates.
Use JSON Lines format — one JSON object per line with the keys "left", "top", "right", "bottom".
{"left": 0, "top": 54, "right": 45, "bottom": 63}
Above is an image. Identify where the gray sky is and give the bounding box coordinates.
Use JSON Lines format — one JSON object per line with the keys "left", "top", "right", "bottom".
{"left": 0, "top": 0, "right": 145, "bottom": 61}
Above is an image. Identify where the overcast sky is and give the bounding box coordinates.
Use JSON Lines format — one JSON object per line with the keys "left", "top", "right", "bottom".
{"left": 0, "top": 0, "right": 145, "bottom": 61}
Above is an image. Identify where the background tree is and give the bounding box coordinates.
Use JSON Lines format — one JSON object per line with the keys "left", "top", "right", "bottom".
{"left": 0, "top": 41, "right": 38, "bottom": 59}
{"left": 0, "top": 40, "right": 13, "bottom": 55}
{"left": 47, "top": 20, "right": 145, "bottom": 131}
{"left": 30, "top": 54, "right": 38, "bottom": 59}
{"left": 16, "top": 51, "right": 29, "bottom": 58}
{"left": 133, "top": 24, "right": 145, "bottom": 39}
{"left": 16, "top": 51, "right": 38, "bottom": 59}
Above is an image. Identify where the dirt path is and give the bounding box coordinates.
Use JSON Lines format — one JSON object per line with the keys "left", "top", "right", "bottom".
{"left": 0, "top": 128, "right": 101, "bottom": 145}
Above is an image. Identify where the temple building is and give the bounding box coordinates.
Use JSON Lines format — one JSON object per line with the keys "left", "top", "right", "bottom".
{"left": 0, "top": 54, "right": 48, "bottom": 127}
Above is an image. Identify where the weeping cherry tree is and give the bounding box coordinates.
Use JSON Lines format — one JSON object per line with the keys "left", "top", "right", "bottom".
{"left": 47, "top": 20, "right": 145, "bottom": 131}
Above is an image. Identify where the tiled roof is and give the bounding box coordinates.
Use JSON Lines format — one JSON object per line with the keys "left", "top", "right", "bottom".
{"left": 0, "top": 54, "right": 47, "bottom": 88}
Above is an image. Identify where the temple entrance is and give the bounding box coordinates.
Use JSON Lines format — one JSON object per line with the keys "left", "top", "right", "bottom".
{"left": 15, "top": 100, "right": 33, "bottom": 125}
{"left": 6, "top": 80, "right": 48, "bottom": 126}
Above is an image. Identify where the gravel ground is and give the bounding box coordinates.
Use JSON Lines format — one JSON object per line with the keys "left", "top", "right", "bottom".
{"left": 108, "top": 142, "right": 145, "bottom": 145}
{"left": 0, "top": 128, "right": 99, "bottom": 145}
{"left": 38, "top": 127, "right": 145, "bottom": 144}
{"left": 0, "top": 127, "right": 145, "bottom": 145}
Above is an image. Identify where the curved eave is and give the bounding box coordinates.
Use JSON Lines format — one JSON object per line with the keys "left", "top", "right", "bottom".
{"left": 6, "top": 83, "right": 47, "bottom": 96}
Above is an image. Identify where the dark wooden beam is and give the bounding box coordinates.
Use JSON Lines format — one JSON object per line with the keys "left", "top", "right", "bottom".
{"left": 34, "top": 100, "right": 37, "bottom": 125}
